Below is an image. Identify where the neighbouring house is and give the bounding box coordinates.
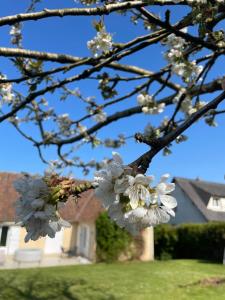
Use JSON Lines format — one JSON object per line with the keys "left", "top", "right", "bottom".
{"left": 171, "top": 177, "right": 225, "bottom": 224}
{"left": 0, "top": 172, "right": 154, "bottom": 262}
{"left": 0, "top": 172, "right": 103, "bottom": 261}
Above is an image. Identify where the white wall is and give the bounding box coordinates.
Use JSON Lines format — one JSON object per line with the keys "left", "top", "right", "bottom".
{"left": 6, "top": 225, "right": 20, "bottom": 255}
{"left": 44, "top": 230, "right": 64, "bottom": 254}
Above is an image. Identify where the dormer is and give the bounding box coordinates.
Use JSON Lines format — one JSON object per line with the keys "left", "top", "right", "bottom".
{"left": 207, "top": 196, "right": 225, "bottom": 212}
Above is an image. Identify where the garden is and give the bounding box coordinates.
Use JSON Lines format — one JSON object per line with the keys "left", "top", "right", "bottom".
{"left": 1, "top": 260, "right": 225, "bottom": 300}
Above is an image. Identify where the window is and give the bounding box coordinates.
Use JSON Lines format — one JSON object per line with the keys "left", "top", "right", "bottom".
{"left": 77, "top": 225, "right": 90, "bottom": 257}
{"left": 208, "top": 196, "right": 225, "bottom": 212}
{"left": 0, "top": 226, "right": 9, "bottom": 246}
{"left": 79, "top": 226, "right": 87, "bottom": 250}
{"left": 212, "top": 198, "right": 219, "bottom": 207}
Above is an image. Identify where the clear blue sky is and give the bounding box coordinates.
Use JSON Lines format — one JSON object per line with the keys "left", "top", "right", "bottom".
{"left": 0, "top": 0, "right": 225, "bottom": 183}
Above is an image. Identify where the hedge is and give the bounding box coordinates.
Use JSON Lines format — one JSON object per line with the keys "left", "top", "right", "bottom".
{"left": 96, "top": 212, "right": 132, "bottom": 262}
{"left": 154, "top": 222, "right": 225, "bottom": 262}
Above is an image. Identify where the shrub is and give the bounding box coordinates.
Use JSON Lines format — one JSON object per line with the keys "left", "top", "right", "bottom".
{"left": 155, "top": 222, "right": 225, "bottom": 262}
{"left": 96, "top": 212, "right": 132, "bottom": 262}
{"left": 154, "top": 224, "right": 178, "bottom": 260}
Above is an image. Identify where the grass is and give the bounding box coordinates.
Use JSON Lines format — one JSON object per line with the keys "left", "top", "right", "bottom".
{"left": 0, "top": 260, "right": 225, "bottom": 299}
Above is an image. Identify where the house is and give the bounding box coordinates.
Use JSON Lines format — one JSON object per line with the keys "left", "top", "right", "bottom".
{"left": 0, "top": 172, "right": 154, "bottom": 262}
{"left": 0, "top": 172, "right": 103, "bottom": 261}
{"left": 171, "top": 177, "right": 225, "bottom": 224}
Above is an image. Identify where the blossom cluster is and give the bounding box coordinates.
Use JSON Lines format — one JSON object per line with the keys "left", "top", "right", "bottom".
{"left": 56, "top": 113, "right": 73, "bottom": 136}
{"left": 163, "top": 32, "right": 203, "bottom": 83}
{"left": 87, "top": 27, "right": 113, "bottom": 57}
{"left": 93, "top": 110, "right": 107, "bottom": 123}
{"left": 79, "top": 0, "right": 99, "bottom": 5}
{"left": 9, "top": 23, "right": 22, "bottom": 46}
{"left": 94, "top": 152, "right": 177, "bottom": 235}
{"left": 137, "top": 93, "right": 165, "bottom": 114}
{"left": 14, "top": 174, "right": 93, "bottom": 242}
{"left": 0, "top": 74, "right": 15, "bottom": 107}
{"left": 14, "top": 174, "right": 71, "bottom": 242}
{"left": 173, "top": 90, "right": 207, "bottom": 116}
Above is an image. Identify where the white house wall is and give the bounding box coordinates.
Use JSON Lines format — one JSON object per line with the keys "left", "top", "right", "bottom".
{"left": 6, "top": 225, "right": 20, "bottom": 255}
{"left": 170, "top": 184, "right": 206, "bottom": 224}
{"left": 44, "top": 229, "right": 64, "bottom": 254}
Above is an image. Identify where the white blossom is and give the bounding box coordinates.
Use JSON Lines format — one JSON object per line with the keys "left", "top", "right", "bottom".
{"left": 94, "top": 153, "right": 177, "bottom": 235}
{"left": 94, "top": 152, "right": 125, "bottom": 208}
{"left": 124, "top": 174, "right": 177, "bottom": 228}
{"left": 9, "top": 23, "right": 22, "bottom": 45}
{"left": 0, "top": 74, "right": 15, "bottom": 106}
{"left": 87, "top": 28, "right": 113, "bottom": 57}
{"left": 163, "top": 31, "right": 203, "bottom": 83}
{"left": 14, "top": 175, "right": 70, "bottom": 242}
{"left": 173, "top": 90, "right": 207, "bottom": 117}
{"left": 137, "top": 93, "right": 165, "bottom": 115}
{"left": 10, "top": 25, "right": 21, "bottom": 38}
{"left": 93, "top": 111, "right": 107, "bottom": 123}
{"left": 142, "top": 102, "right": 165, "bottom": 115}
{"left": 124, "top": 174, "right": 154, "bottom": 209}
{"left": 77, "top": 123, "right": 87, "bottom": 134}
{"left": 76, "top": 0, "right": 99, "bottom": 5}
{"left": 57, "top": 113, "right": 73, "bottom": 136}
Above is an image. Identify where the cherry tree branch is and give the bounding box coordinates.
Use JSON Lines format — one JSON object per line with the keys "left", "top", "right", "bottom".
{"left": 0, "top": 2, "right": 149, "bottom": 26}
{"left": 0, "top": 1, "right": 189, "bottom": 28}
{"left": 35, "top": 78, "right": 222, "bottom": 146}
{"left": 130, "top": 91, "right": 225, "bottom": 173}
{"left": 138, "top": 7, "right": 224, "bottom": 52}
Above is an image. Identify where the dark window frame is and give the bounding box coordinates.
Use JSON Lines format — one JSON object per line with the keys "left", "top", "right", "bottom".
{"left": 0, "top": 226, "right": 9, "bottom": 247}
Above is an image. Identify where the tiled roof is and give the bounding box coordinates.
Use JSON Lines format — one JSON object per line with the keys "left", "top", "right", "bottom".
{"left": 0, "top": 172, "right": 21, "bottom": 223}
{"left": 60, "top": 190, "right": 104, "bottom": 223}
{"left": 0, "top": 172, "right": 103, "bottom": 223}
{"left": 174, "top": 177, "right": 225, "bottom": 222}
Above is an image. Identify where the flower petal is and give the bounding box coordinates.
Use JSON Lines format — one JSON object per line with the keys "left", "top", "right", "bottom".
{"left": 95, "top": 188, "right": 115, "bottom": 208}
{"left": 134, "top": 174, "right": 154, "bottom": 186}
{"left": 161, "top": 206, "right": 176, "bottom": 217}
{"left": 114, "top": 176, "right": 129, "bottom": 194}
{"left": 139, "top": 186, "right": 150, "bottom": 204}
{"left": 156, "top": 182, "right": 167, "bottom": 195}
{"left": 156, "top": 207, "right": 171, "bottom": 223}
{"left": 160, "top": 173, "right": 170, "bottom": 183}
{"left": 131, "top": 207, "right": 147, "bottom": 219}
{"left": 112, "top": 152, "right": 123, "bottom": 165}
{"left": 108, "top": 162, "right": 124, "bottom": 178}
{"left": 160, "top": 195, "right": 177, "bottom": 208}
{"left": 125, "top": 186, "right": 139, "bottom": 209}
{"left": 165, "top": 183, "right": 175, "bottom": 194}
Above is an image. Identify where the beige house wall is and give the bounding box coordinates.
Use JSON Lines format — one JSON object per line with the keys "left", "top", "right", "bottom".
{"left": 139, "top": 227, "right": 154, "bottom": 261}
{"left": 69, "top": 223, "right": 78, "bottom": 251}
{"left": 19, "top": 228, "right": 46, "bottom": 249}
{"left": 5, "top": 221, "right": 153, "bottom": 262}
{"left": 10, "top": 225, "right": 77, "bottom": 255}
{"left": 62, "top": 226, "right": 74, "bottom": 251}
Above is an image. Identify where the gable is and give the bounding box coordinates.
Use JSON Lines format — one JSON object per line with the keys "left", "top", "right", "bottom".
{"left": 174, "top": 177, "right": 225, "bottom": 222}
{"left": 170, "top": 183, "right": 206, "bottom": 224}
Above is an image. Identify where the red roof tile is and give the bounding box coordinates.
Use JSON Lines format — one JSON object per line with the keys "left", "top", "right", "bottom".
{"left": 0, "top": 172, "right": 21, "bottom": 223}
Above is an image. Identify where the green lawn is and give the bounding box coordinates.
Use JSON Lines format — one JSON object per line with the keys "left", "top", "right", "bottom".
{"left": 0, "top": 260, "right": 225, "bottom": 300}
